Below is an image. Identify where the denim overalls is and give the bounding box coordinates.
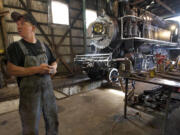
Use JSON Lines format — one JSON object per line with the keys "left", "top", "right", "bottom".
{"left": 18, "top": 40, "right": 58, "bottom": 135}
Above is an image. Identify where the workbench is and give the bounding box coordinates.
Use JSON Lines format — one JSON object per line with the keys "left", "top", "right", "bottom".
{"left": 124, "top": 75, "right": 180, "bottom": 135}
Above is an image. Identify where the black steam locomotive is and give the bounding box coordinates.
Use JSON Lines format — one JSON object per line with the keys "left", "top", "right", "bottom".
{"left": 74, "top": 0, "right": 179, "bottom": 82}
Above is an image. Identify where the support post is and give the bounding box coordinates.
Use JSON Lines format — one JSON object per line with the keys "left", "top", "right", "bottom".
{"left": 82, "top": 0, "right": 87, "bottom": 53}
{"left": 124, "top": 78, "right": 128, "bottom": 118}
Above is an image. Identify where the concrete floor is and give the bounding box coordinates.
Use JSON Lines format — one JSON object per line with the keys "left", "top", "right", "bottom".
{"left": 0, "top": 88, "right": 162, "bottom": 135}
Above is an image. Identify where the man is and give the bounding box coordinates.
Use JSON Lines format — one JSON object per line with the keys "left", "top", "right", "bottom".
{"left": 7, "top": 11, "right": 59, "bottom": 135}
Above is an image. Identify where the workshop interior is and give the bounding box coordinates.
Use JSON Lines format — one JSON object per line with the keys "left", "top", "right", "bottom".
{"left": 1, "top": 0, "right": 180, "bottom": 135}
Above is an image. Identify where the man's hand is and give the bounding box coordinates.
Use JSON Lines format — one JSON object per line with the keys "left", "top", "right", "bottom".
{"left": 7, "top": 62, "right": 57, "bottom": 77}
{"left": 49, "top": 62, "right": 58, "bottom": 78}
{"left": 38, "top": 63, "right": 57, "bottom": 75}
{"left": 49, "top": 66, "right": 57, "bottom": 74}
{"left": 38, "top": 64, "right": 51, "bottom": 74}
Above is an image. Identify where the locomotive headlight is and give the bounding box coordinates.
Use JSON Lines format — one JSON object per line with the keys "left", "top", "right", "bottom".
{"left": 161, "top": 31, "right": 171, "bottom": 37}
{"left": 159, "top": 30, "right": 171, "bottom": 40}
{"left": 93, "top": 23, "right": 104, "bottom": 34}
{"left": 170, "top": 25, "right": 176, "bottom": 31}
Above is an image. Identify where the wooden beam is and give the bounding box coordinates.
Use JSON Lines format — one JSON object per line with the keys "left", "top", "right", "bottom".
{"left": 4, "top": 4, "right": 48, "bottom": 14}
{"left": 130, "top": 0, "right": 145, "bottom": 6}
{"left": 54, "top": 10, "right": 82, "bottom": 74}
{"left": 7, "top": 31, "right": 83, "bottom": 38}
{"left": 50, "top": 27, "right": 57, "bottom": 60}
{"left": 68, "top": 1, "right": 74, "bottom": 71}
{"left": 59, "top": 57, "right": 73, "bottom": 73}
{"left": 26, "top": 0, "right": 31, "bottom": 9}
{"left": 0, "top": 10, "right": 9, "bottom": 16}
{"left": 155, "top": 0, "right": 175, "bottom": 14}
{"left": 51, "top": 28, "right": 55, "bottom": 48}
{"left": 82, "top": 0, "right": 87, "bottom": 53}
{"left": 52, "top": 6, "right": 83, "bottom": 74}
{"left": 69, "top": 7, "right": 81, "bottom": 11}
{"left": 33, "top": 0, "right": 47, "bottom": 3}
{"left": 0, "top": 0, "right": 8, "bottom": 53}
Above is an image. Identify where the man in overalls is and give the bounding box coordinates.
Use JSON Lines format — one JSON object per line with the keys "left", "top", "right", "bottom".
{"left": 7, "top": 12, "right": 59, "bottom": 135}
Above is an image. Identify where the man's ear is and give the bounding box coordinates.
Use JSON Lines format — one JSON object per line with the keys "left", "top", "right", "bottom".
{"left": 32, "top": 25, "right": 36, "bottom": 32}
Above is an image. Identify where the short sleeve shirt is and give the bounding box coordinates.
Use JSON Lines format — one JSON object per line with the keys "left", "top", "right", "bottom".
{"left": 7, "top": 39, "right": 56, "bottom": 86}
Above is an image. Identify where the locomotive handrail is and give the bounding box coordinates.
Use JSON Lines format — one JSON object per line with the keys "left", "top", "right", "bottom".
{"left": 75, "top": 53, "right": 112, "bottom": 57}
{"left": 118, "top": 15, "right": 142, "bottom": 20}
{"left": 121, "top": 37, "right": 178, "bottom": 46}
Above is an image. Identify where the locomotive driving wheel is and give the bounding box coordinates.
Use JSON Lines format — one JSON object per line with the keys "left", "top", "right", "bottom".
{"left": 107, "top": 68, "right": 119, "bottom": 83}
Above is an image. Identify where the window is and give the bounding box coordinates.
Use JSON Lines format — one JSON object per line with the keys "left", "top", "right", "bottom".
{"left": 86, "top": 9, "right": 97, "bottom": 28}
{"left": 51, "top": 0, "right": 69, "bottom": 25}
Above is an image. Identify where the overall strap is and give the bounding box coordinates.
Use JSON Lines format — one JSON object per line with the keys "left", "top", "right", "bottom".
{"left": 18, "top": 40, "right": 29, "bottom": 55}
{"left": 39, "top": 41, "right": 46, "bottom": 53}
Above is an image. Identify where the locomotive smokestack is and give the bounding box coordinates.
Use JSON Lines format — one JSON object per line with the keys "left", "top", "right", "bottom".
{"left": 106, "top": 0, "right": 129, "bottom": 17}
{"left": 118, "top": 0, "right": 129, "bottom": 17}
{"left": 106, "top": 0, "right": 114, "bottom": 16}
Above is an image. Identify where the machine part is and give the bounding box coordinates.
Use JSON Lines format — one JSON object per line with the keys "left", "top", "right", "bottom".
{"left": 86, "top": 68, "right": 105, "bottom": 80}
{"left": 119, "top": 77, "right": 125, "bottom": 92}
{"left": 74, "top": 53, "right": 112, "bottom": 68}
{"left": 121, "top": 9, "right": 179, "bottom": 43}
{"left": 142, "top": 55, "right": 155, "bottom": 71}
{"left": 137, "top": 87, "right": 169, "bottom": 110}
{"left": 123, "top": 17, "right": 140, "bottom": 38}
{"left": 87, "top": 14, "right": 119, "bottom": 49}
{"left": 115, "top": 58, "right": 133, "bottom": 74}
{"left": 107, "top": 68, "right": 119, "bottom": 82}
{"left": 134, "top": 53, "right": 143, "bottom": 72}
{"left": 74, "top": 53, "right": 113, "bottom": 80}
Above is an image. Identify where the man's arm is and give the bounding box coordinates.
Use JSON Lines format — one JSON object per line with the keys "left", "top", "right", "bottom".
{"left": 7, "top": 61, "right": 50, "bottom": 77}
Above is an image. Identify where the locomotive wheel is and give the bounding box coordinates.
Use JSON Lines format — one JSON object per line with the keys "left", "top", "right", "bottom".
{"left": 107, "top": 68, "right": 119, "bottom": 83}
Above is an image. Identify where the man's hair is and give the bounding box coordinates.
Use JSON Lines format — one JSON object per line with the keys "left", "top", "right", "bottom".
{"left": 11, "top": 11, "right": 36, "bottom": 26}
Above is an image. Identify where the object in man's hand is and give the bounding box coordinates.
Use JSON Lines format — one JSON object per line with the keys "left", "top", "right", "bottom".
{"left": 49, "top": 66, "right": 56, "bottom": 74}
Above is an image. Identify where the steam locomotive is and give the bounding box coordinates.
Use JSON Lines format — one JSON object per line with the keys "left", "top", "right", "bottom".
{"left": 74, "top": 0, "right": 179, "bottom": 82}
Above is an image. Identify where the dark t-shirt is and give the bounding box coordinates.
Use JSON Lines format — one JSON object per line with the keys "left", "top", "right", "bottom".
{"left": 7, "top": 39, "right": 56, "bottom": 86}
